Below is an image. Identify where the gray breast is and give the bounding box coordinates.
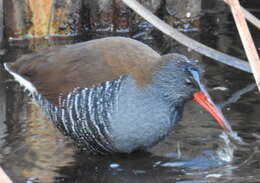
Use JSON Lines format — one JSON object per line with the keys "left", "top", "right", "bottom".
{"left": 110, "top": 76, "right": 177, "bottom": 153}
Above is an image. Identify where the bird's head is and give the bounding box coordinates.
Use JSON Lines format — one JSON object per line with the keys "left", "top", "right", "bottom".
{"left": 152, "top": 53, "right": 231, "bottom": 132}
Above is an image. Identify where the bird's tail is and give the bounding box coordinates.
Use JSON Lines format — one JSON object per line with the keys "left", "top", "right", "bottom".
{"left": 4, "top": 63, "right": 37, "bottom": 95}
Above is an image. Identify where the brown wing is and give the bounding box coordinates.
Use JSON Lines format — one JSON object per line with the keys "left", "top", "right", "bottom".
{"left": 9, "top": 37, "right": 161, "bottom": 105}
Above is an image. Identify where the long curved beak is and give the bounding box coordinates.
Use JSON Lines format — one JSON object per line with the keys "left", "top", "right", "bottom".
{"left": 188, "top": 68, "right": 232, "bottom": 132}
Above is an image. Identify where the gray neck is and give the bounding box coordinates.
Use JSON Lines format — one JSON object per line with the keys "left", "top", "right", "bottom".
{"left": 151, "top": 60, "right": 192, "bottom": 107}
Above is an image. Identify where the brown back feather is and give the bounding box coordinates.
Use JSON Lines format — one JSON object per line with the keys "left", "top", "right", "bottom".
{"left": 10, "top": 37, "right": 161, "bottom": 105}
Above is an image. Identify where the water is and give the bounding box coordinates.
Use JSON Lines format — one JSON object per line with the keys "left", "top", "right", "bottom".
{"left": 1, "top": 2, "right": 260, "bottom": 183}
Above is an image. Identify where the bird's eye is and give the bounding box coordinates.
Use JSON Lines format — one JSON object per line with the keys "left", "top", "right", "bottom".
{"left": 185, "top": 78, "right": 193, "bottom": 85}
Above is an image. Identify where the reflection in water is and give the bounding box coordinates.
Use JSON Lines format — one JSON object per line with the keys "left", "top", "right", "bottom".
{"left": 0, "top": 67, "right": 7, "bottom": 161}
{"left": 1, "top": 85, "right": 75, "bottom": 182}
{"left": 1, "top": 3, "right": 260, "bottom": 183}
{"left": 53, "top": 151, "right": 224, "bottom": 183}
{"left": 22, "top": 103, "right": 74, "bottom": 182}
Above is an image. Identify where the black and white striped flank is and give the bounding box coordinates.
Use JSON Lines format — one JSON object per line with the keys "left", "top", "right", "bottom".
{"left": 34, "top": 76, "right": 125, "bottom": 154}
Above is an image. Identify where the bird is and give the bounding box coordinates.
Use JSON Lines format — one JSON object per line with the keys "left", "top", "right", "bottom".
{"left": 4, "top": 37, "right": 230, "bottom": 155}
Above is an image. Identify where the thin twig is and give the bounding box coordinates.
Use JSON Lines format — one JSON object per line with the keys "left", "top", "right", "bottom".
{"left": 225, "top": 0, "right": 260, "bottom": 92}
{"left": 238, "top": 146, "right": 259, "bottom": 168}
{"left": 0, "top": 167, "right": 12, "bottom": 183}
{"left": 241, "top": 6, "right": 260, "bottom": 30}
{"left": 121, "top": 0, "right": 252, "bottom": 73}
{"left": 219, "top": 83, "right": 256, "bottom": 108}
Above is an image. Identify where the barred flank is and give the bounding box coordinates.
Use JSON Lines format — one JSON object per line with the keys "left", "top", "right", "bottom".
{"left": 34, "top": 76, "right": 125, "bottom": 154}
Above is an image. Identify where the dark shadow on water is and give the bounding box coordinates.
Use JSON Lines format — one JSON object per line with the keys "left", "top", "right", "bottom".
{"left": 54, "top": 151, "right": 170, "bottom": 183}
{"left": 53, "top": 150, "right": 226, "bottom": 183}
